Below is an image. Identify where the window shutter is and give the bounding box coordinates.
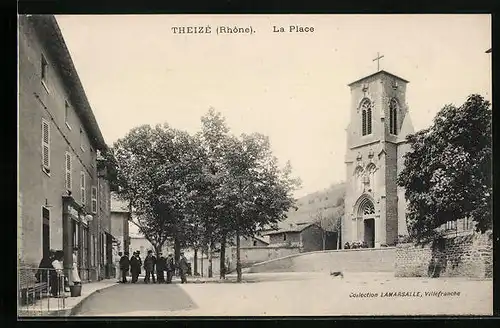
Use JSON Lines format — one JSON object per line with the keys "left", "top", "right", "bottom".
{"left": 91, "top": 186, "right": 98, "bottom": 214}
{"left": 81, "top": 172, "right": 86, "bottom": 206}
{"left": 65, "top": 152, "right": 72, "bottom": 190}
{"left": 41, "top": 119, "right": 50, "bottom": 170}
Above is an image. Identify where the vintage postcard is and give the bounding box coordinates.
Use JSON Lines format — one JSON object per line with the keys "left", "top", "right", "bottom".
{"left": 17, "top": 14, "right": 492, "bottom": 317}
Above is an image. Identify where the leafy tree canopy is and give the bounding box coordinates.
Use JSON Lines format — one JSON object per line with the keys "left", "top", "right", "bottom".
{"left": 398, "top": 94, "right": 492, "bottom": 243}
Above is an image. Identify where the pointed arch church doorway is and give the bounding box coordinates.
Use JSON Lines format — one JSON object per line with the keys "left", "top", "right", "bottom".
{"left": 358, "top": 198, "right": 375, "bottom": 248}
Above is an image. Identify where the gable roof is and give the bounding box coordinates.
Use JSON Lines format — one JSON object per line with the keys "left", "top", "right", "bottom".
{"left": 348, "top": 70, "right": 409, "bottom": 87}
{"left": 262, "top": 222, "right": 318, "bottom": 236}
{"left": 253, "top": 236, "right": 269, "bottom": 245}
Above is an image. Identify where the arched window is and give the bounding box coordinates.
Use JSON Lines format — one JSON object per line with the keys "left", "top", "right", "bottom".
{"left": 389, "top": 98, "right": 398, "bottom": 135}
{"left": 361, "top": 99, "right": 372, "bottom": 136}
{"left": 357, "top": 198, "right": 375, "bottom": 218}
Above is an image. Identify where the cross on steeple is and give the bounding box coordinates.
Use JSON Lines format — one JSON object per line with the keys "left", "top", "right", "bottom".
{"left": 373, "top": 52, "right": 384, "bottom": 72}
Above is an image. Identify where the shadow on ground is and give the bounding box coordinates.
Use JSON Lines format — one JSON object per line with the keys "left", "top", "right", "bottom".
{"left": 71, "top": 282, "right": 198, "bottom": 316}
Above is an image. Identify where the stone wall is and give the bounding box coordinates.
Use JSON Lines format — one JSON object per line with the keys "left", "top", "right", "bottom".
{"left": 229, "top": 246, "right": 301, "bottom": 270}
{"left": 247, "top": 247, "right": 396, "bottom": 273}
{"left": 395, "top": 231, "right": 493, "bottom": 279}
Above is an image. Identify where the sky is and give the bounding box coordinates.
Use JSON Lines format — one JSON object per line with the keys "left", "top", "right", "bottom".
{"left": 55, "top": 14, "right": 492, "bottom": 198}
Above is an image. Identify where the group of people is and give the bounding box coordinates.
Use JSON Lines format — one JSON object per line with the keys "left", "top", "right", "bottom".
{"left": 116, "top": 250, "right": 190, "bottom": 284}
{"left": 35, "top": 247, "right": 81, "bottom": 297}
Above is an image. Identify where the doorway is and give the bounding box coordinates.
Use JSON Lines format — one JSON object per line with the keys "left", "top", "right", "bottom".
{"left": 364, "top": 219, "right": 375, "bottom": 248}
{"left": 357, "top": 197, "right": 376, "bottom": 248}
{"left": 42, "top": 207, "right": 50, "bottom": 258}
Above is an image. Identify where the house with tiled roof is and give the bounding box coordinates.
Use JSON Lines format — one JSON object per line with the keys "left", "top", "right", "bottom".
{"left": 262, "top": 222, "right": 326, "bottom": 252}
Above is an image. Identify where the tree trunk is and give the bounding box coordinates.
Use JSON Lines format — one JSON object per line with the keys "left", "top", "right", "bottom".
{"left": 236, "top": 230, "right": 242, "bottom": 283}
{"left": 220, "top": 232, "right": 226, "bottom": 279}
{"left": 154, "top": 244, "right": 162, "bottom": 257}
{"left": 208, "top": 240, "right": 213, "bottom": 278}
{"left": 322, "top": 231, "right": 326, "bottom": 251}
{"left": 174, "top": 235, "right": 181, "bottom": 265}
{"left": 200, "top": 248, "right": 204, "bottom": 277}
{"left": 193, "top": 248, "right": 199, "bottom": 276}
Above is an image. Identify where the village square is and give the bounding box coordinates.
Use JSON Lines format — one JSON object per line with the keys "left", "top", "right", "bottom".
{"left": 17, "top": 15, "right": 492, "bottom": 317}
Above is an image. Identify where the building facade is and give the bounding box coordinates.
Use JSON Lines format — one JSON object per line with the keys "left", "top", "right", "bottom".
{"left": 343, "top": 70, "right": 415, "bottom": 248}
{"left": 18, "top": 15, "right": 111, "bottom": 282}
{"left": 110, "top": 194, "right": 131, "bottom": 256}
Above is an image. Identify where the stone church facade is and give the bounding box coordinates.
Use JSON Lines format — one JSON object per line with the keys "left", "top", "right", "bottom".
{"left": 343, "top": 70, "right": 415, "bottom": 248}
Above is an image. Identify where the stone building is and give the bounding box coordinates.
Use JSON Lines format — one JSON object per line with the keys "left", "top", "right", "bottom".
{"left": 263, "top": 222, "right": 324, "bottom": 252}
{"left": 110, "top": 194, "right": 131, "bottom": 255}
{"left": 343, "top": 70, "right": 415, "bottom": 248}
{"left": 18, "top": 15, "right": 112, "bottom": 282}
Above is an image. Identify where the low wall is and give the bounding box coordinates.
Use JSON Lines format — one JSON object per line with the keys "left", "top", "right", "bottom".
{"left": 229, "top": 246, "right": 301, "bottom": 270}
{"left": 395, "top": 231, "right": 493, "bottom": 279}
{"left": 247, "top": 247, "right": 396, "bottom": 273}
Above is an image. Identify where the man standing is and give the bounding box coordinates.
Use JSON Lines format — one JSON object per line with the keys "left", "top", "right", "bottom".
{"left": 166, "top": 253, "right": 175, "bottom": 284}
{"left": 143, "top": 250, "right": 156, "bottom": 284}
{"left": 156, "top": 252, "right": 166, "bottom": 283}
{"left": 129, "top": 251, "right": 140, "bottom": 283}
{"left": 178, "top": 252, "right": 189, "bottom": 284}
{"left": 119, "top": 252, "right": 130, "bottom": 283}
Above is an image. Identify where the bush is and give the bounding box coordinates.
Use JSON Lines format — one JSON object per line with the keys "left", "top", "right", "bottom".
{"left": 344, "top": 240, "right": 368, "bottom": 249}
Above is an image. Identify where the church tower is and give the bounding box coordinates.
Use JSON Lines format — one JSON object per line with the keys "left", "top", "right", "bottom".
{"left": 342, "top": 70, "right": 415, "bottom": 248}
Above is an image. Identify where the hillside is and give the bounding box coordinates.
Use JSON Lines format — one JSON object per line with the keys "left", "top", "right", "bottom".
{"left": 275, "top": 182, "right": 346, "bottom": 231}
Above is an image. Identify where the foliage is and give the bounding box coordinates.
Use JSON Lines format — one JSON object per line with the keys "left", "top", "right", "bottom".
{"left": 97, "top": 148, "right": 120, "bottom": 192}
{"left": 109, "top": 107, "right": 301, "bottom": 282}
{"left": 344, "top": 241, "right": 368, "bottom": 249}
{"left": 398, "top": 94, "right": 492, "bottom": 244}
{"left": 111, "top": 124, "right": 205, "bottom": 254}
{"left": 198, "top": 108, "right": 301, "bottom": 281}
{"left": 310, "top": 208, "right": 340, "bottom": 232}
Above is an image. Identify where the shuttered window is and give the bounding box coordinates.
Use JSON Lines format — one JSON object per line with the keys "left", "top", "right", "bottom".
{"left": 41, "top": 119, "right": 50, "bottom": 171}
{"left": 65, "top": 152, "right": 72, "bottom": 190}
{"left": 80, "top": 171, "right": 86, "bottom": 206}
{"left": 91, "top": 186, "right": 98, "bottom": 214}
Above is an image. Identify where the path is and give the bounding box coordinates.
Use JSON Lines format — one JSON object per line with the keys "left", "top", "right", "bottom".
{"left": 72, "top": 272, "right": 492, "bottom": 316}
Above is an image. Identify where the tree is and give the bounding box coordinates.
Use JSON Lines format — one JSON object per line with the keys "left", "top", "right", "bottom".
{"left": 97, "top": 148, "right": 120, "bottom": 192}
{"left": 398, "top": 94, "right": 492, "bottom": 244}
{"left": 220, "top": 133, "right": 301, "bottom": 282}
{"left": 111, "top": 124, "right": 205, "bottom": 258}
{"left": 310, "top": 208, "right": 339, "bottom": 250}
{"left": 198, "top": 108, "right": 233, "bottom": 278}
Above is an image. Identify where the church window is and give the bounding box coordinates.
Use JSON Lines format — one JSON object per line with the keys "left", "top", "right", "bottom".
{"left": 367, "top": 107, "right": 372, "bottom": 134}
{"left": 389, "top": 98, "right": 398, "bottom": 135}
{"left": 357, "top": 198, "right": 375, "bottom": 218}
{"left": 363, "top": 202, "right": 375, "bottom": 215}
{"left": 361, "top": 99, "right": 372, "bottom": 136}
